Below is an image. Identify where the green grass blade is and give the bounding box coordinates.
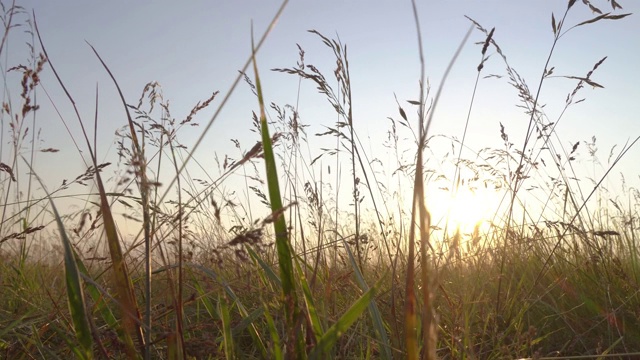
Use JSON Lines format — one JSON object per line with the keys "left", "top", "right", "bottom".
{"left": 186, "top": 263, "right": 268, "bottom": 358}
{"left": 54, "top": 201, "right": 93, "bottom": 360}
{"left": 88, "top": 44, "right": 150, "bottom": 358}
{"left": 72, "top": 251, "right": 119, "bottom": 332}
{"left": 246, "top": 244, "right": 281, "bottom": 289}
{"left": 23, "top": 160, "right": 93, "bottom": 359}
{"left": 33, "top": 19, "right": 142, "bottom": 357}
{"left": 339, "top": 237, "right": 392, "bottom": 359}
{"left": 294, "top": 257, "right": 324, "bottom": 344}
{"left": 193, "top": 280, "right": 265, "bottom": 349}
{"left": 94, "top": 166, "right": 143, "bottom": 358}
{"left": 231, "top": 307, "right": 265, "bottom": 338}
{"left": 217, "top": 295, "right": 235, "bottom": 360}
{"left": 251, "top": 30, "right": 303, "bottom": 358}
{"left": 0, "top": 312, "right": 32, "bottom": 339}
{"left": 26, "top": 324, "right": 65, "bottom": 360}
{"left": 309, "top": 277, "right": 384, "bottom": 360}
{"left": 263, "top": 303, "right": 284, "bottom": 360}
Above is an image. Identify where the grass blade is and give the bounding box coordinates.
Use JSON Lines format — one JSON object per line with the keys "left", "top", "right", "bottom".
{"left": 339, "top": 236, "right": 392, "bottom": 359}
{"left": 251, "top": 27, "right": 303, "bottom": 358}
{"left": 185, "top": 263, "right": 268, "bottom": 357}
{"left": 246, "top": 244, "right": 282, "bottom": 289}
{"left": 218, "top": 295, "right": 235, "bottom": 360}
{"left": 23, "top": 160, "right": 92, "bottom": 359}
{"left": 294, "top": 257, "right": 323, "bottom": 345}
{"left": 87, "top": 43, "right": 153, "bottom": 359}
{"left": 55, "top": 205, "right": 93, "bottom": 360}
{"left": 263, "top": 304, "right": 284, "bottom": 360}
{"left": 309, "top": 277, "right": 384, "bottom": 360}
{"left": 34, "top": 17, "right": 144, "bottom": 357}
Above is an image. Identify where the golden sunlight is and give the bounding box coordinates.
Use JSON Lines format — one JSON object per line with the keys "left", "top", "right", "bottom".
{"left": 429, "top": 183, "right": 497, "bottom": 235}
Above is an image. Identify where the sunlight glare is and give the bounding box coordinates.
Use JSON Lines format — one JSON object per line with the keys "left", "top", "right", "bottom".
{"left": 429, "top": 184, "right": 496, "bottom": 235}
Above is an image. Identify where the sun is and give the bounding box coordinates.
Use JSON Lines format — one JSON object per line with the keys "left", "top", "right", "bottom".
{"left": 428, "top": 183, "right": 496, "bottom": 235}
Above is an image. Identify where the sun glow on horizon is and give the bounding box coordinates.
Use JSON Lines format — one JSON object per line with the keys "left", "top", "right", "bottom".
{"left": 428, "top": 182, "right": 499, "bottom": 237}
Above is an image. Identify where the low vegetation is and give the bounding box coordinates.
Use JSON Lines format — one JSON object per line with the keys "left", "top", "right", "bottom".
{"left": 0, "top": 0, "right": 638, "bottom": 359}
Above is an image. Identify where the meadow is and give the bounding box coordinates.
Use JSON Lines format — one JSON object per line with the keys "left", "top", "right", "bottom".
{"left": 1, "top": 0, "right": 639, "bottom": 359}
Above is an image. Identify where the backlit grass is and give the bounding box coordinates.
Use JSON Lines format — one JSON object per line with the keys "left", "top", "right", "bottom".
{"left": 1, "top": 0, "right": 638, "bottom": 359}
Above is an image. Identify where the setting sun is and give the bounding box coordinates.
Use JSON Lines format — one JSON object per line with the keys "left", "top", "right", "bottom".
{"left": 429, "top": 182, "right": 497, "bottom": 235}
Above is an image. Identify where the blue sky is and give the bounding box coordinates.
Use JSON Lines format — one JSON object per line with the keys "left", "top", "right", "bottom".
{"left": 3, "top": 0, "right": 639, "bottom": 237}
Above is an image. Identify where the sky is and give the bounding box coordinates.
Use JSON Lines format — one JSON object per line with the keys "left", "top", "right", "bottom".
{"left": 1, "top": 0, "right": 639, "bottom": 240}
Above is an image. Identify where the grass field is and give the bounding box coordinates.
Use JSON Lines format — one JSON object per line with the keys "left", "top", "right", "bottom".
{"left": 1, "top": 0, "right": 639, "bottom": 359}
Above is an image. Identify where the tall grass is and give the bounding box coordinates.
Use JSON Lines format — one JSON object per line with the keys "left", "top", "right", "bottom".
{"left": 1, "top": 0, "right": 639, "bottom": 359}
